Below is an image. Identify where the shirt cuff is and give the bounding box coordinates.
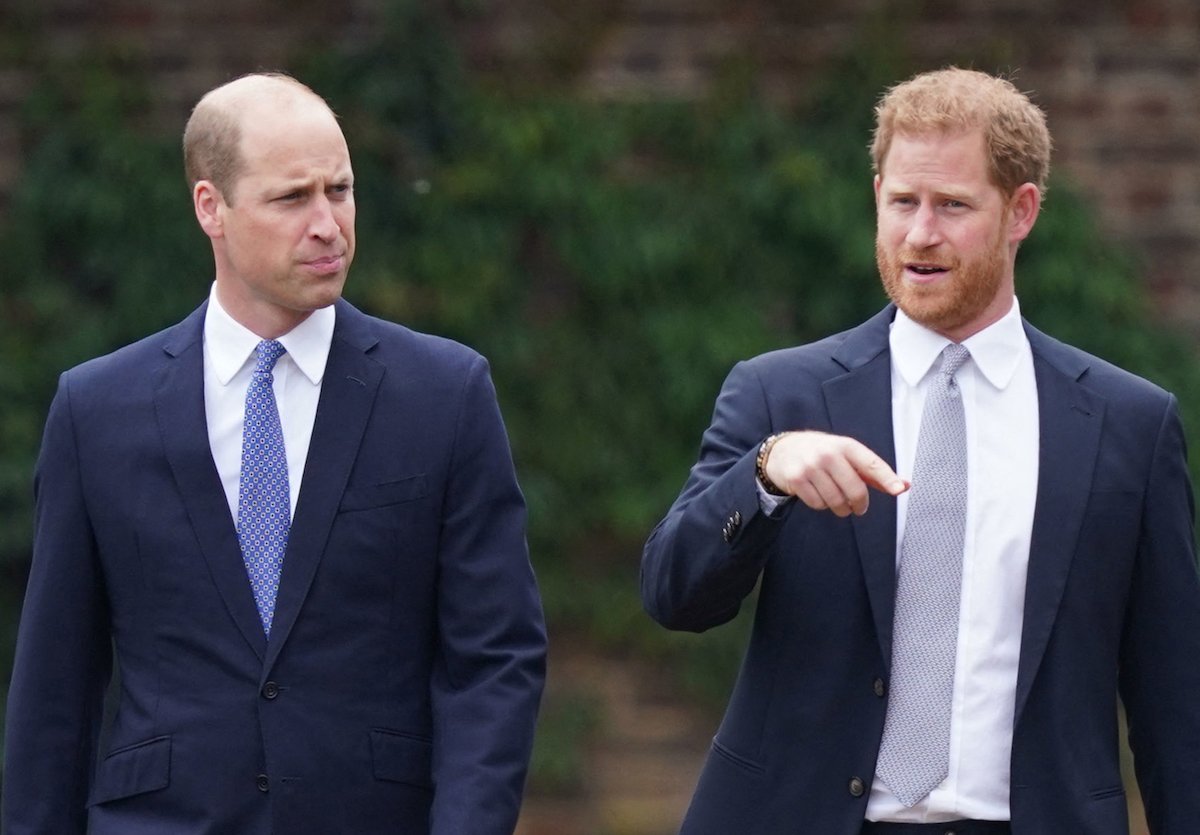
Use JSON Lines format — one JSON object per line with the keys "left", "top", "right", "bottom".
{"left": 756, "top": 479, "right": 793, "bottom": 516}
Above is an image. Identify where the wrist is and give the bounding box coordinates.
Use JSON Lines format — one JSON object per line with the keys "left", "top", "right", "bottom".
{"left": 756, "top": 433, "right": 789, "bottom": 496}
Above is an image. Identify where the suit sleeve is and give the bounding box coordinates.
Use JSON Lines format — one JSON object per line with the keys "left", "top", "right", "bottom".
{"left": 3, "top": 374, "right": 112, "bottom": 834}
{"left": 428, "top": 356, "right": 546, "bottom": 835}
{"left": 641, "top": 360, "right": 796, "bottom": 633}
{"left": 1117, "top": 393, "right": 1200, "bottom": 832}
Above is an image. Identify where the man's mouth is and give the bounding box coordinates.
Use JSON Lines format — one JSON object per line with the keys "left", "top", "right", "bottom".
{"left": 907, "top": 264, "right": 947, "bottom": 276}
{"left": 305, "top": 254, "right": 345, "bottom": 274}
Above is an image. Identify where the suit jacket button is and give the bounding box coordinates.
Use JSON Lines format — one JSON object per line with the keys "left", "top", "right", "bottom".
{"left": 722, "top": 512, "right": 742, "bottom": 543}
{"left": 256, "top": 774, "right": 270, "bottom": 792}
{"left": 873, "top": 677, "right": 886, "bottom": 698}
{"left": 263, "top": 681, "right": 280, "bottom": 700}
{"left": 848, "top": 776, "right": 865, "bottom": 797}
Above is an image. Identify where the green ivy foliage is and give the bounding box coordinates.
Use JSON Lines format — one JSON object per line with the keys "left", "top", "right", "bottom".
{"left": 2, "top": 8, "right": 1199, "bottom": 778}
{"left": 0, "top": 59, "right": 210, "bottom": 565}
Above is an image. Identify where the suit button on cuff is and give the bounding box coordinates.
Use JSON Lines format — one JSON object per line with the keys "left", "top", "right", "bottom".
{"left": 262, "top": 681, "right": 280, "bottom": 700}
{"left": 722, "top": 511, "right": 743, "bottom": 543}
{"left": 848, "top": 776, "right": 865, "bottom": 797}
{"left": 256, "top": 773, "right": 270, "bottom": 792}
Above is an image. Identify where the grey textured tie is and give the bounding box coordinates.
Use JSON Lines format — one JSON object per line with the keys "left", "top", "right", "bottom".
{"left": 876, "top": 343, "right": 971, "bottom": 807}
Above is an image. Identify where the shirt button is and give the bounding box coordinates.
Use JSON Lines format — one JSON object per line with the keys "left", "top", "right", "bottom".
{"left": 848, "top": 776, "right": 865, "bottom": 797}
{"left": 262, "top": 681, "right": 280, "bottom": 700}
{"left": 873, "top": 677, "right": 886, "bottom": 698}
{"left": 256, "top": 773, "right": 270, "bottom": 792}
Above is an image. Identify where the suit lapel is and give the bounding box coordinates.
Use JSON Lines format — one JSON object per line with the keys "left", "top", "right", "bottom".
{"left": 818, "top": 313, "right": 1103, "bottom": 716}
{"left": 1014, "top": 323, "right": 1104, "bottom": 724}
{"left": 154, "top": 304, "right": 268, "bottom": 661}
{"left": 824, "top": 307, "right": 900, "bottom": 665}
{"left": 263, "top": 301, "right": 383, "bottom": 673}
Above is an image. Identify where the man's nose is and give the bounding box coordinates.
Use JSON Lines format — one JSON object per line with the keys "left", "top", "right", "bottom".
{"left": 905, "top": 204, "right": 943, "bottom": 249}
{"left": 308, "top": 196, "right": 339, "bottom": 241}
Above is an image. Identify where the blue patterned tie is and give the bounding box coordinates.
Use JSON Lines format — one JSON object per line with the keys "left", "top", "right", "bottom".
{"left": 876, "top": 343, "right": 971, "bottom": 806}
{"left": 237, "top": 339, "right": 290, "bottom": 637}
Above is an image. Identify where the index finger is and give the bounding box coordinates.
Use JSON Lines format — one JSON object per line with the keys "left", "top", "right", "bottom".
{"left": 843, "top": 441, "right": 909, "bottom": 496}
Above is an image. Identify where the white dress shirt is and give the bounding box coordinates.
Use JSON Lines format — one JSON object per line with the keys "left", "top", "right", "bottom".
{"left": 866, "top": 299, "right": 1039, "bottom": 822}
{"left": 202, "top": 285, "right": 335, "bottom": 525}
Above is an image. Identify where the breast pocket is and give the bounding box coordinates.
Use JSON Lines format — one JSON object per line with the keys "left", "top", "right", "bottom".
{"left": 324, "top": 474, "right": 437, "bottom": 610}
{"left": 339, "top": 474, "right": 428, "bottom": 512}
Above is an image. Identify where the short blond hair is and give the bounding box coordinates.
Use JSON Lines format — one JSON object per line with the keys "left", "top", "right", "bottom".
{"left": 871, "top": 67, "right": 1052, "bottom": 196}
{"left": 182, "top": 72, "right": 328, "bottom": 203}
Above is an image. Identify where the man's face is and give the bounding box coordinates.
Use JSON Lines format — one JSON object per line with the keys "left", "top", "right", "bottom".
{"left": 874, "top": 129, "right": 1020, "bottom": 342}
{"left": 204, "top": 97, "right": 356, "bottom": 337}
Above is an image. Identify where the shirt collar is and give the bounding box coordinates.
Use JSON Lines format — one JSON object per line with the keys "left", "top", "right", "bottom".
{"left": 203, "top": 284, "right": 335, "bottom": 386}
{"left": 890, "top": 297, "right": 1029, "bottom": 391}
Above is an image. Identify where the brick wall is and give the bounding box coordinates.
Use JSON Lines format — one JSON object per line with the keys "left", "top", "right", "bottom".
{"left": 0, "top": 0, "right": 384, "bottom": 208}
{"left": 4, "top": 0, "right": 1199, "bottom": 329}
{"left": 457, "top": 0, "right": 1200, "bottom": 330}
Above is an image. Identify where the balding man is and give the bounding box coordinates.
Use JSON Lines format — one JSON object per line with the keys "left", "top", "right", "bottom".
{"left": 3, "top": 72, "right": 546, "bottom": 834}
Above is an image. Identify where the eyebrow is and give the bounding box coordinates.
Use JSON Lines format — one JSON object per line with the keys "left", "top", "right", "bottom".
{"left": 883, "top": 182, "right": 977, "bottom": 202}
{"left": 270, "top": 172, "right": 354, "bottom": 192}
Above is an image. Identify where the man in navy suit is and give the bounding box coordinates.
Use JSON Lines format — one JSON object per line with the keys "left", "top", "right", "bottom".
{"left": 642, "top": 67, "right": 1200, "bottom": 834}
{"left": 3, "top": 72, "right": 546, "bottom": 833}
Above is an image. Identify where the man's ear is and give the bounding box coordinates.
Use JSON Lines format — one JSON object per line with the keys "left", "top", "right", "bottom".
{"left": 1007, "top": 182, "right": 1041, "bottom": 244}
{"left": 193, "top": 180, "right": 225, "bottom": 239}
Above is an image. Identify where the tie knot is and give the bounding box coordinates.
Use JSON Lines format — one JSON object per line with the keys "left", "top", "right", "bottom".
{"left": 253, "top": 340, "right": 287, "bottom": 375}
{"left": 938, "top": 343, "right": 970, "bottom": 378}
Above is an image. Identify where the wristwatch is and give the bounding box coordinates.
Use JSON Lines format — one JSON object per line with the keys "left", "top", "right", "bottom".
{"left": 756, "top": 433, "right": 789, "bottom": 496}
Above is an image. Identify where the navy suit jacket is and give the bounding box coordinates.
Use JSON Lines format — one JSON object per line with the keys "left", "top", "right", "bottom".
{"left": 4, "top": 299, "right": 547, "bottom": 834}
{"left": 641, "top": 305, "right": 1200, "bottom": 835}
